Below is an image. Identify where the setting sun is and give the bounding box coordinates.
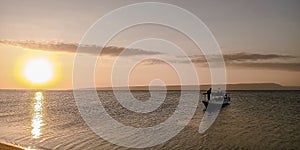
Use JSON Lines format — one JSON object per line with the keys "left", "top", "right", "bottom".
{"left": 22, "top": 58, "right": 54, "bottom": 84}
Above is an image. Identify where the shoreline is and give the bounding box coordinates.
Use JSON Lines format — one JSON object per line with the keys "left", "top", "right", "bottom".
{"left": 0, "top": 142, "right": 25, "bottom": 150}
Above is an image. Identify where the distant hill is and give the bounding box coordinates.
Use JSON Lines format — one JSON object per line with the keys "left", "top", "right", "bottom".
{"left": 222, "top": 83, "right": 300, "bottom": 90}
{"left": 96, "top": 83, "right": 300, "bottom": 91}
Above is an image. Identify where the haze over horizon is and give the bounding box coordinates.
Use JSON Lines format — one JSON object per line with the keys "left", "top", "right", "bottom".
{"left": 1, "top": 0, "right": 299, "bottom": 89}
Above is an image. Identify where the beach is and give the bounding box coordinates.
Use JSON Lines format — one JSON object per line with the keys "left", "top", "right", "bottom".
{"left": 0, "top": 142, "right": 24, "bottom": 150}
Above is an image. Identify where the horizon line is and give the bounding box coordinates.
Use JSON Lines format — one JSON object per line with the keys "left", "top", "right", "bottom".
{"left": 1, "top": 82, "right": 300, "bottom": 91}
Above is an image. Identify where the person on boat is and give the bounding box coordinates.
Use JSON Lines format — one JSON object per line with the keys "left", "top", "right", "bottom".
{"left": 206, "top": 88, "right": 212, "bottom": 101}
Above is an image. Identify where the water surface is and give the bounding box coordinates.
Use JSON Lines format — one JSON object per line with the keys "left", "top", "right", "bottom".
{"left": 0, "top": 90, "right": 299, "bottom": 149}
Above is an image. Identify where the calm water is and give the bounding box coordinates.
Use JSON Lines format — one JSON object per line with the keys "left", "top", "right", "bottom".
{"left": 0, "top": 90, "right": 299, "bottom": 149}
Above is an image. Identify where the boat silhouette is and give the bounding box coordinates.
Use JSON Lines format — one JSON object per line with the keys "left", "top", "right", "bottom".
{"left": 202, "top": 92, "right": 231, "bottom": 109}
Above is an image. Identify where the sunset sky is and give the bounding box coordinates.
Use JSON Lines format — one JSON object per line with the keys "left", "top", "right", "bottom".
{"left": 0, "top": 0, "right": 299, "bottom": 89}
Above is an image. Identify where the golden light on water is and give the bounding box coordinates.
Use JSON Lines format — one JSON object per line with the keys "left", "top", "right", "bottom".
{"left": 31, "top": 92, "right": 45, "bottom": 139}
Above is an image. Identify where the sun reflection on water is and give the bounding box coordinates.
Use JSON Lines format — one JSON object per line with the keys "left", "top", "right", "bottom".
{"left": 31, "top": 92, "right": 45, "bottom": 139}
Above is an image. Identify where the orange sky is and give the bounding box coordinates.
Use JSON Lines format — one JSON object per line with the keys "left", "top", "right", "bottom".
{"left": 0, "top": 1, "right": 299, "bottom": 89}
{"left": 0, "top": 44, "right": 299, "bottom": 89}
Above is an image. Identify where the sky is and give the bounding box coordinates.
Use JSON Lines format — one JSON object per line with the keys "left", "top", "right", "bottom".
{"left": 0, "top": 0, "right": 299, "bottom": 89}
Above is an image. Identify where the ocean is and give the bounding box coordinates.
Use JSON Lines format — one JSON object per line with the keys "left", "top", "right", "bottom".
{"left": 0, "top": 90, "right": 299, "bottom": 149}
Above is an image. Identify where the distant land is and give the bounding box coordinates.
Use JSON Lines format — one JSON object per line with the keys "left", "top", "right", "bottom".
{"left": 95, "top": 83, "right": 300, "bottom": 91}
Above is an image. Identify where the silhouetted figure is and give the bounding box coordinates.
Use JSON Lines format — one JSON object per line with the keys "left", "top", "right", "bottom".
{"left": 207, "top": 88, "right": 212, "bottom": 100}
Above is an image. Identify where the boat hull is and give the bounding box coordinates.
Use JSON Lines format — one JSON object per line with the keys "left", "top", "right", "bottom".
{"left": 202, "top": 100, "right": 230, "bottom": 109}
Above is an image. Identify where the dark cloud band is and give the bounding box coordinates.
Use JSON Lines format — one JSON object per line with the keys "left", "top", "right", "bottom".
{"left": 0, "top": 40, "right": 161, "bottom": 56}
{"left": 1, "top": 39, "right": 299, "bottom": 71}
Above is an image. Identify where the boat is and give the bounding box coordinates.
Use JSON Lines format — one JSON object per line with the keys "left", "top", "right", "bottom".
{"left": 202, "top": 92, "right": 231, "bottom": 109}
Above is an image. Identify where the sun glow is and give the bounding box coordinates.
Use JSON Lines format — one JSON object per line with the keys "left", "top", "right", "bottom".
{"left": 22, "top": 58, "right": 54, "bottom": 84}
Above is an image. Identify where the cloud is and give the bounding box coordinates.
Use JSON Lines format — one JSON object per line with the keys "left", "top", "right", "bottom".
{"left": 222, "top": 53, "right": 300, "bottom": 71}
{"left": 187, "top": 52, "right": 296, "bottom": 63}
{"left": 1, "top": 39, "right": 299, "bottom": 71}
{"left": 143, "top": 52, "right": 297, "bottom": 64}
{"left": 0, "top": 40, "right": 162, "bottom": 56}
{"left": 223, "top": 52, "right": 295, "bottom": 62}
{"left": 230, "top": 62, "right": 300, "bottom": 71}
{"left": 141, "top": 52, "right": 300, "bottom": 71}
{"left": 141, "top": 59, "right": 168, "bottom": 65}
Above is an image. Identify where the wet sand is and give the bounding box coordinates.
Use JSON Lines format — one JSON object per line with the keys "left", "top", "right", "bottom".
{"left": 0, "top": 142, "right": 24, "bottom": 150}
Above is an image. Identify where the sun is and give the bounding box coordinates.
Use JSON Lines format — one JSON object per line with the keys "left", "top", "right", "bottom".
{"left": 22, "top": 58, "right": 54, "bottom": 84}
